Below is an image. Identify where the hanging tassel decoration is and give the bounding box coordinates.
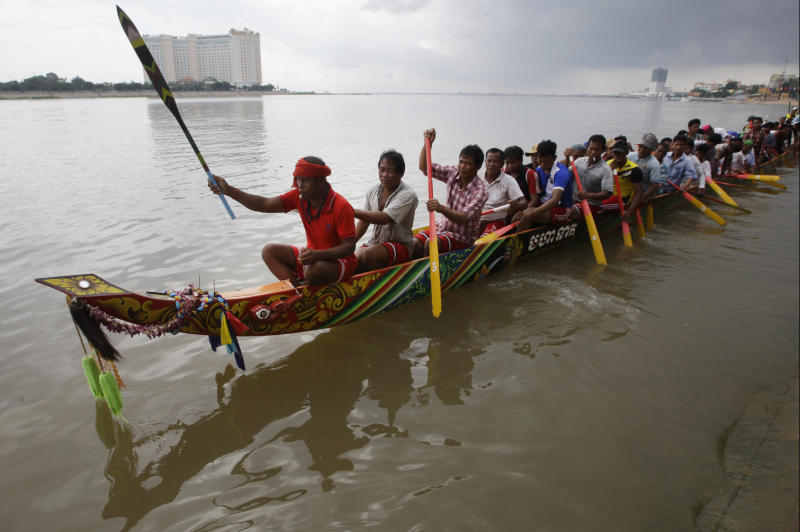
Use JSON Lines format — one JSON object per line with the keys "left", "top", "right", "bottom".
{"left": 219, "top": 312, "right": 246, "bottom": 370}
{"left": 224, "top": 311, "right": 248, "bottom": 335}
{"left": 219, "top": 311, "right": 233, "bottom": 345}
{"left": 99, "top": 372, "right": 124, "bottom": 418}
{"left": 68, "top": 298, "right": 121, "bottom": 361}
{"left": 82, "top": 355, "right": 103, "bottom": 399}
{"left": 208, "top": 334, "right": 221, "bottom": 351}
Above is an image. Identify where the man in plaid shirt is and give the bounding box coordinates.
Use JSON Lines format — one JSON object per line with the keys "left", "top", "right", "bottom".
{"left": 742, "top": 116, "right": 766, "bottom": 162}
{"left": 413, "top": 128, "right": 489, "bottom": 257}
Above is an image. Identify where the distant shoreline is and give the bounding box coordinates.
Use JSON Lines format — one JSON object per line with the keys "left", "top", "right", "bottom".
{"left": 0, "top": 90, "right": 794, "bottom": 106}
{"left": 0, "top": 90, "right": 312, "bottom": 100}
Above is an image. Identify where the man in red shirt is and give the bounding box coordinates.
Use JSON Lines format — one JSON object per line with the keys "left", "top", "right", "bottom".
{"left": 208, "top": 156, "right": 357, "bottom": 285}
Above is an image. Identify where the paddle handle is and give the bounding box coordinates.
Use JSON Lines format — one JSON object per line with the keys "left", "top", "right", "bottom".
{"left": 481, "top": 203, "right": 511, "bottom": 215}
{"left": 425, "top": 137, "right": 437, "bottom": 240}
{"left": 205, "top": 171, "right": 237, "bottom": 220}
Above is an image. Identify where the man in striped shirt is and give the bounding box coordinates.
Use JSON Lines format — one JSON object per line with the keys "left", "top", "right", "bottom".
{"left": 414, "top": 128, "right": 489, "bottom": 257}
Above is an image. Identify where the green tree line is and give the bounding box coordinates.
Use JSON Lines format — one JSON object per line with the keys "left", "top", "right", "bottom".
{"left": 690, "top": 78, "right": 798, "bottom": 99}
{"left": 0, "top": 72, "right": 276, "bottom": 92}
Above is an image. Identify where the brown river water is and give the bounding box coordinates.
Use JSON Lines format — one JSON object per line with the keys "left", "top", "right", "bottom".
{"left": 0, "top": 95, "right": 797, "bottom": 530}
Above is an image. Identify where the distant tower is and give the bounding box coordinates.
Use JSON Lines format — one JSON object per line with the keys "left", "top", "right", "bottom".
{"left": 649, "top": 67, "right": 668, "bottom": 95}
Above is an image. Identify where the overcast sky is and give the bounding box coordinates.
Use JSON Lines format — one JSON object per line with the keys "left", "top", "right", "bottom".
{"left": 2, "top": 0, "right": 798, "bottom": 93}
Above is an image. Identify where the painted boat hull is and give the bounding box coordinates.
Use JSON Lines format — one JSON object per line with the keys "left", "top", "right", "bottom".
{"left": 36, "top": 192, "right": 687, "bottom": 337}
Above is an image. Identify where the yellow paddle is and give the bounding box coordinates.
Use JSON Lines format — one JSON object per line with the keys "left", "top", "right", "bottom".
{"left": 727, "top": 173, "right": 781, "bottom": 182}
{"left": 666, "top": 179, "right": 726, "bottom": 226}
{"left": 570, "top": 156, "right": 607, "bottom": 265}
{"left": 425, "top": 136, "right": 441, "bottom": 318}
{"left": 692, "top": 191, "right": 752, "bottom": 214}
{"left": 705, "top": 175, "right": 739, "bottom": 207}
{"left": 768, "top": 146, "right": 794, "bottom": 168}
{"left": 475, "top": 221, "right": 519, "bottom": 245}
{"left": 612, "top": 170, "right": 633, "bottom": 247}
{"left": 635, "top": 208, "right": 646, "bottom": 238}
{"left": 645, "top": 203, "right": 654, "bottom": 230}
{"left": 725, "top": 174, "right": 787, "bottom": 190}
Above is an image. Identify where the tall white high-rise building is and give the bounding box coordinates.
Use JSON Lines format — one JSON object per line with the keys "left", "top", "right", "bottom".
{"left": 142, "top": 29, "right": 262, "bottom": 87}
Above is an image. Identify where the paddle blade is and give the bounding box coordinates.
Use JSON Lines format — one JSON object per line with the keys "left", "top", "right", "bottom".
{"left": 475, "top": 222, "right": 519, "bottom": 245}
{"left": 646, "top": 204, "right": 654, "bottom": 230}
{"left": 763, "top": 180, "right": 787, "bottom": 190}
{"left": 621, "top": 221, "right": 633, "bottom": 247}
{"left": 768, "top": 147, "right": 795, "bottom": 168}
{"left": 707, "top": 179, "right": 738, "bottom": 207}
{"left": 116, "top": 6, "right": 235, "bottom": 220}
{"left": 667, "top": 179, "right": 726, "bottom": 226}
{"left": 116, "top": 6, "right": 179, "bottom": 118}
{"left": 581, "top": 201, "right": 607, "bottom": 265}
{"left": 682, "top": 191, "right": 727, "bottom": 226}
{"left": 732, "top": 173, "right": 781, "bottom": 182}
{"left": 635, "top": 209, "right": 646, "bottom": 238}
{"left": 429, "top": 241, "right": 442, "bottom": 318}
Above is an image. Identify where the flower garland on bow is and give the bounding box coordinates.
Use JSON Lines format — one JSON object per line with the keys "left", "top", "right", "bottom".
{"left": 82, "top": 285, "right": 248, "bottom": 370}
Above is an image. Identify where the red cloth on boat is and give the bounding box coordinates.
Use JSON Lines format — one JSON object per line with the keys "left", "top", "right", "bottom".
{"left": 290, "top": 246, "right": 357, "bottom": 283}
{"left": 414, "top": 230, "right": 471, "bottom": 252}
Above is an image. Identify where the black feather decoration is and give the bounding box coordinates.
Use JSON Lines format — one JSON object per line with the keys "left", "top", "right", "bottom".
{"left": 68, "top": 298, "right": 121, "bottom": 361}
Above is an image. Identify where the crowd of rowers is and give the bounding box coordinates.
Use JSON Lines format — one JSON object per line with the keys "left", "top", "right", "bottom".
{"left": 208, "top": 110, "right": 799, "bottom": 287}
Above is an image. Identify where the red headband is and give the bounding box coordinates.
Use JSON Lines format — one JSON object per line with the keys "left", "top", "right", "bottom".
{"left": 293, "top": 159, "right": 331, "bottom": 178}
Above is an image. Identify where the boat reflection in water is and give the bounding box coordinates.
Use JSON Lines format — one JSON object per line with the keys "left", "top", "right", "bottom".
{"left": 95, "top": 317, "right": 484, "bottom": 530}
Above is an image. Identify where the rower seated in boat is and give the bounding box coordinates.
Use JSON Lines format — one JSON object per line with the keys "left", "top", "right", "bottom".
{"left": 208, "top": 157, "right": 357, "bottom": 286}
{"left": 353, "top": 150, "right": 419, "bottom": 272}
{"left": 607, "top": 141, "right": 645, "bottom": 222}
{"left": 413, "top": 128, "right": 488, "bottom": 257}
{"left": 478, "top": 148, "right": 526, "bottom": 235}
{"left": 742, "top": 117, "right": 766, "bottom": 163}
{"left": 718, "top": 137, "right": 746, "bottom": 175}
{"left": 694, "top": 144, "right": 713, "bottom": 188}
{"left": 572, "top": 134, "right": 616, "bottom": 215}
{"left": 503, "top": 146, "right": 531, "bottom": 202}
{"left": 660, "top": 134, "right": 699, "bottom": 193}
{"left": 740, "top": 140, "right": 756, "bottom": 172}
{"left": 514, "top": 139, "right": 578, "bottom": 231}
{"left": 629, "top": 133, "right": 665, "bottom": 206}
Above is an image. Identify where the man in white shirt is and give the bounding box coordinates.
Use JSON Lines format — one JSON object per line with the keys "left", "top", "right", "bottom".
{"left": 479, "top": 148, "right": 526, "bottom": 234}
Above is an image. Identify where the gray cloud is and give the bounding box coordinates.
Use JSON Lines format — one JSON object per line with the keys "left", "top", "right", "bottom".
{"left": 362, "top": 0, "right": 431, "bottom": 13}
{"left": 1, "top": 0, "right": 797, "bottom": 93}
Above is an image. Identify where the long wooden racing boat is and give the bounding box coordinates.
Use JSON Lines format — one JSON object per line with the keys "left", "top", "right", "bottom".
{"left": 37, "top": 190, "right": 689, "bottom": 352}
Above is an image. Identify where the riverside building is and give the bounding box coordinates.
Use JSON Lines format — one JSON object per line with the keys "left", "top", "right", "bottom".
{"left": 142, "top": 29, "right": 262, "bottom": 87}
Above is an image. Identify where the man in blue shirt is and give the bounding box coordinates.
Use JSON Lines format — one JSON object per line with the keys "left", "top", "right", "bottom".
{"left": 515, "top": 139, "right": 574, "bottom": 231}
{"left": 662, "top": 134, "right": 698, "bottom": 192}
